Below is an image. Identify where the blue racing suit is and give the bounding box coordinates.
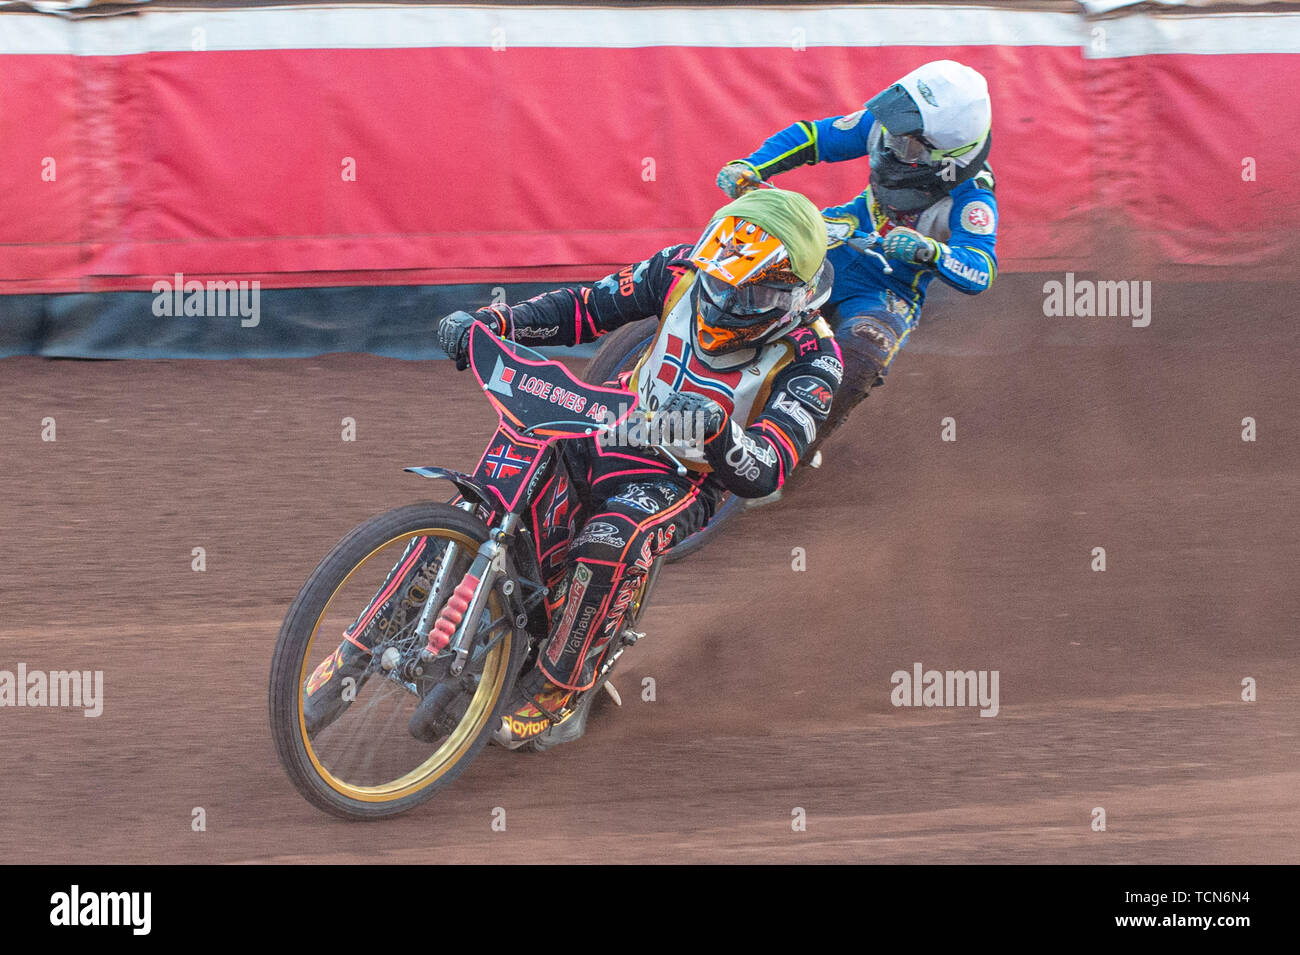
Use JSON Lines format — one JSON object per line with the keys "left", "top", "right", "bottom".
{"left": 733, "top": 109, "right": 998, "bottom": 440}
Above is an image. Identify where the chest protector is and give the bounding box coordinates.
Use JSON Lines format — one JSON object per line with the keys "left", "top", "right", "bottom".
{"left": 628, "top": 271, "right": 794, "bottom": 470}
{"left": 869, "top": 191, "right": 954, "bottom": 242}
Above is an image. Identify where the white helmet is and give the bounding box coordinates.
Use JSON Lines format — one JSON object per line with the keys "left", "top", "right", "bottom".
{"left": 867, "top": 60, "right": 991, "bottom": 169}
{"left": 865, "top": 60, "right": 993, "bottom": 214}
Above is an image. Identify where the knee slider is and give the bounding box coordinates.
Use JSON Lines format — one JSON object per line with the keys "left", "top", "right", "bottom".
{"left": 845, "top": 314, "right": 900, "bottom": 366}
{"left": 835, "top": 316, "right": 898, "bottom": 396}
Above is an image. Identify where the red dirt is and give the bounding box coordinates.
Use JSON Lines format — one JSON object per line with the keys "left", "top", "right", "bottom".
{"left": 1, "top": 282, "right": 1297, "bottom": 863}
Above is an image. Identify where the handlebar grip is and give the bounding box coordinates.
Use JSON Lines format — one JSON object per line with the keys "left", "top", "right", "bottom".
{"left": 843, "top": 230, "right": 893, "bottom": 274}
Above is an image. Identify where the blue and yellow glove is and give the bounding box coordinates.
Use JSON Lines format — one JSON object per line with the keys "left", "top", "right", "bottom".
{"left": 881, "top": 227, "right": 941, "bottom": 266}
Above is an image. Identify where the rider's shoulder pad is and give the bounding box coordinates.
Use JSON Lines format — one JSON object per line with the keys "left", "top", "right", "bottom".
{"left": 784, "top": 320, "right": 843, "bottom": 389}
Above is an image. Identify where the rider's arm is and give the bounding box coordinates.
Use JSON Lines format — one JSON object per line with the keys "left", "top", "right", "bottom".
{"left": 732, "top": 111, "right": 874, "bottom": 181}
{"left": 701, "top": 322, "right": 844, "bottom": 498}
{"left": 471, "top": 245, "right": 694, "bottom": 347}
{"left": 930, "top": 176, "right": 999, "bottom": 295}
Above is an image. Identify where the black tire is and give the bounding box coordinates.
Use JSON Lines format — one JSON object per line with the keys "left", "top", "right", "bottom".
{"left": 664, "top": 492, "right": 745, "bottom": 563}
{"left": 581, "top": 318, "right": 658, "bottom": 386}
{"left": 269, "top": 502, "right": 529, "bottom": 820}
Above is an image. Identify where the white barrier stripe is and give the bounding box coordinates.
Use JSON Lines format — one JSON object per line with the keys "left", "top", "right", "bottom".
{"left": 0, "top": 4, "right": 1083, "bottom": 56}
{"left": 1, "top": 5, "right": 1296, "bottom": 57}
{"left": 1085, "top": 12, "right": 1300, "bottom": 58}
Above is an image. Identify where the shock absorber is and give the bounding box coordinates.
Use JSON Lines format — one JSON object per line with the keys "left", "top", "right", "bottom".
{"left": 421, "top": 513, "right": 521, "bottom": 674}
{"left": 426, "top": 574, "right": 480, "bottom": 653}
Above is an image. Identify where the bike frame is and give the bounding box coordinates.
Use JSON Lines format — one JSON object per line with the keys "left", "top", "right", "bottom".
{"left": 403, "top": 323, "right": 641, "bottom": 678}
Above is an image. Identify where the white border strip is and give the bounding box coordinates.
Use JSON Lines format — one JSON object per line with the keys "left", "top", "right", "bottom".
{"left": 0, "top": 4, "right": 1082, "bottom": 55}
{"left": 1085, "top": 12, "right": 1300, "bottom": 58}
{"left": 2, "top": 5, "right": 1297, "bottom": 57}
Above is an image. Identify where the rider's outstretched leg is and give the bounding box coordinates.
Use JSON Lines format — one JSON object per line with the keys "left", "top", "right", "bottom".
{"left": 806, "top": 287, "right": 920, "bottom": 461}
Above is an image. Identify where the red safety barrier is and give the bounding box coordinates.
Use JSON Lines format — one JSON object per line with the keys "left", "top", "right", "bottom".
{"left": 0, "top": 5, "right": 1295, "bottom": 292}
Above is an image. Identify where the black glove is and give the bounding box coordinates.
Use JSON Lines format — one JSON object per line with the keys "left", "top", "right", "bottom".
{"left": 655, "top": 390, "right": 727, "bottom": 448}
{"left": 437, "top": 310, "right": 477, "bottom": 370}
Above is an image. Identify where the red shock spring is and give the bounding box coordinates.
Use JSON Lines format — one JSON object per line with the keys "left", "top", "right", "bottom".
{"left": 426, "top": 574, "right": 480, "bottom": 653}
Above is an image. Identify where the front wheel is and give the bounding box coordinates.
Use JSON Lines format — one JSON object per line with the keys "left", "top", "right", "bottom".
{"left": 269, "top": 502, "right": 528, "bottom": 819}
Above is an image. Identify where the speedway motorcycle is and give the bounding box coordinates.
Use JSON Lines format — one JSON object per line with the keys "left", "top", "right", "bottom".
{"left": 269, "top": 323, "right": 651, "bottom": 819}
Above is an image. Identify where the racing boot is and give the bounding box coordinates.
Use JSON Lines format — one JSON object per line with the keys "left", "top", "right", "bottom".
{"left": 528, "top": 684, "right": 601, "bottom": 752}
{"left": 492, "top": 508, "right": 668, "bottom": 749}
{"left": 303, "top": 535, "right": 440, "bottom": 737}
{"left": 492, "top": 665, "right": 581, "bottom": 750}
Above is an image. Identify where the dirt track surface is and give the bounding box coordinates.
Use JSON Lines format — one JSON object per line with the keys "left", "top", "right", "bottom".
{"left": 1, "top": 280, "right": 1297, "bottom": 863}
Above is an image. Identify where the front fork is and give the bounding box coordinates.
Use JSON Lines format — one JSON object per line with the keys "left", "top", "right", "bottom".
{"left": 407, "top": 503, "right": 654, "bottom": 695}
{"left": 419, "top": 511, "right": 523, "bottom": 677}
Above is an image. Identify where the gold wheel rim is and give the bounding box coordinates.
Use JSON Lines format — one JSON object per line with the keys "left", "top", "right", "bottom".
{"left": 296, "top": 528, "right": 510, "bottom": 803}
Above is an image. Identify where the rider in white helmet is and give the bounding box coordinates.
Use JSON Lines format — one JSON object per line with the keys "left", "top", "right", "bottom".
{"left": 717, "top": 60, "right": 998, "bottom": 452}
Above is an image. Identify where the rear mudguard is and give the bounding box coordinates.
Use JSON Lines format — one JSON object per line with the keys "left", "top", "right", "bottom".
{"left": 403, "top": 466, "right": 496, "bottom": 513}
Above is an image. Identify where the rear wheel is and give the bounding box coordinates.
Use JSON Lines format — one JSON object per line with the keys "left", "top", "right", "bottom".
{"left": 664, "top": 493, "right": 745, "bottom": 563}
{"left": 582, "top": 318, "right": 657, "bottom": 386}
{"left": 269, "top": 502, "right": 528, "bottom": 819}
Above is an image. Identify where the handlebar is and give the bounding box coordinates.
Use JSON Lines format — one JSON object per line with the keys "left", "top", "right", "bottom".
{"left": 739, "top": 177, "right": 892, "bottom": 274}
{"left": 845, "top": 230, "right": 892, "bottom": 274}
